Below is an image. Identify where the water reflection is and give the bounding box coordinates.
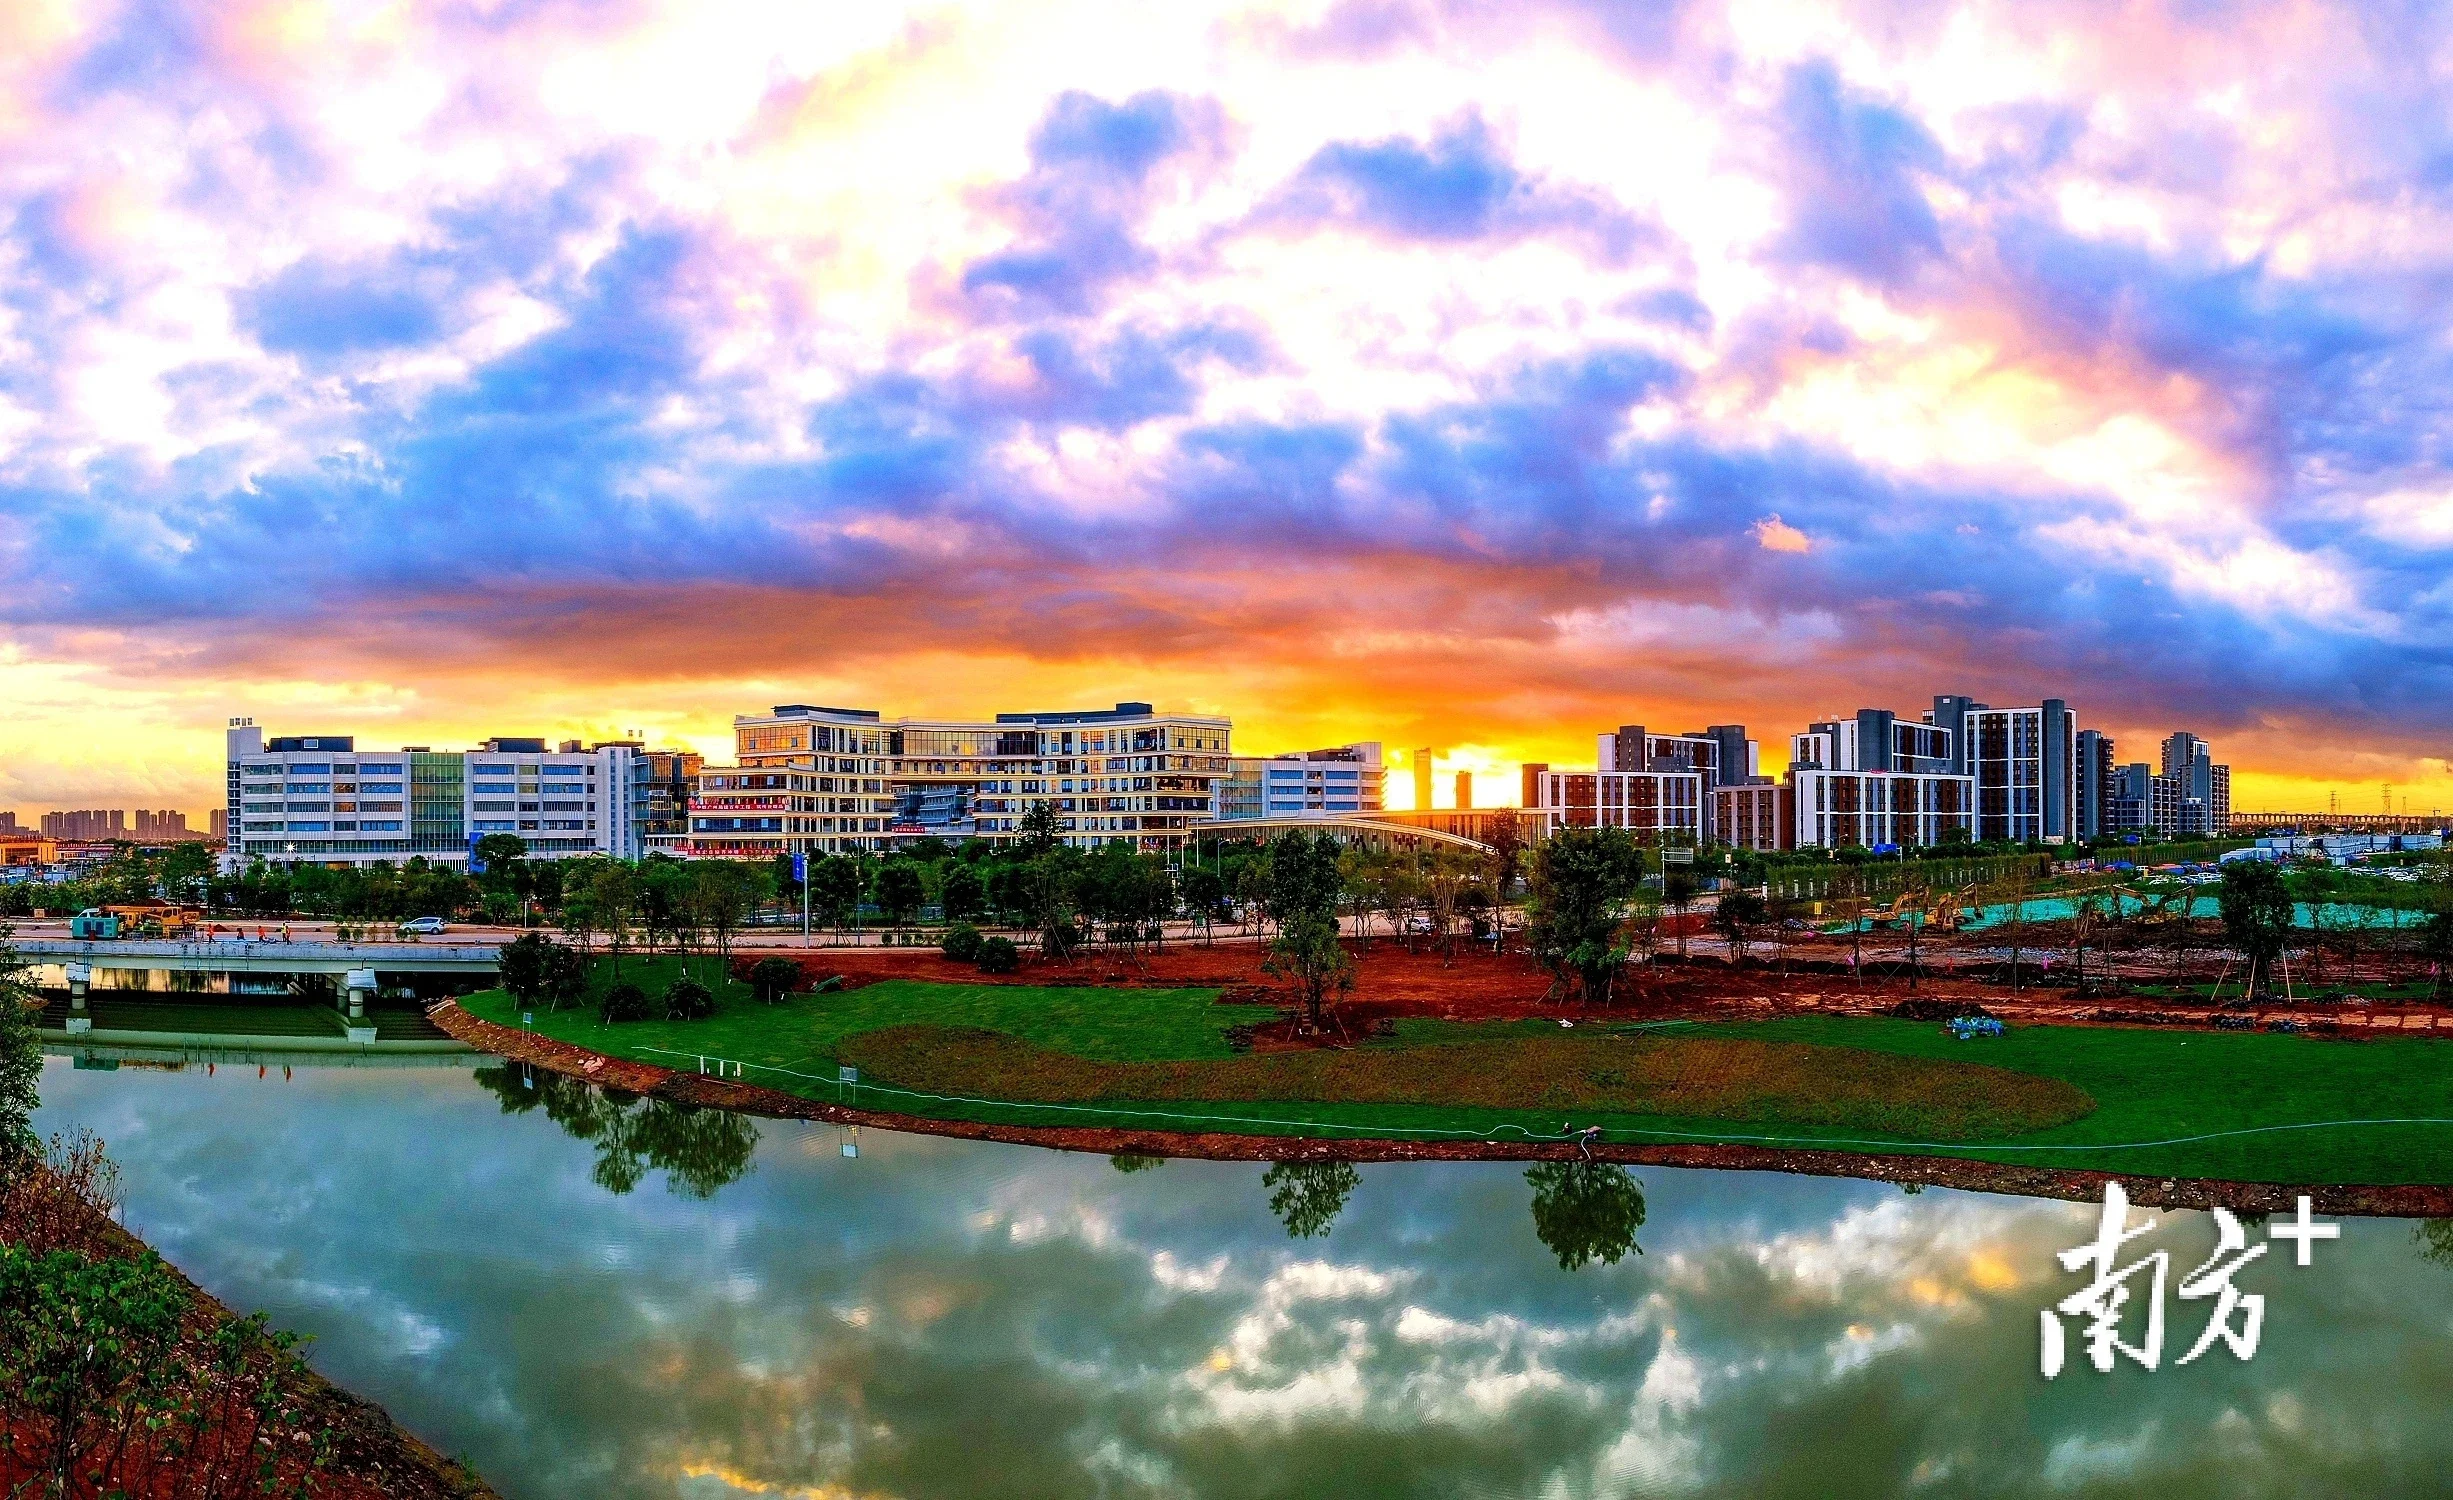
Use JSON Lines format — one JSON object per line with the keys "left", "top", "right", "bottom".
{"left": 1263, "top": 1160, "right": 1360, "bottom": 1238}
{"left": 470, "top": 1062, "right": 758, "bottom": 1198}
{"left": 31, "top": 1054, "right": 2453, "bottom": 1500}
{"left": 1525, "top": 1160, "right": 1646, "bottom": 1269}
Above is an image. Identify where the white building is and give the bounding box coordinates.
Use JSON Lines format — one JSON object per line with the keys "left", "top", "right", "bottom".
{"left": 1217, "top": 742, "right": 1384, "bottom": 820}
{"left": 1784, "top": 704, "right": 1976, "bottom": 851}
{"left": 1525, "top": 767, "right": 1705, "bottom": 843}
{"left": 223, "top": 720, "right": 642, "bottom": 870}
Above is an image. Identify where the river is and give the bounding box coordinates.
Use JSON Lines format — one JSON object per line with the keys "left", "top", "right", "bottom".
{"left": 31, "top": 1049, "right": 2453, "bottom": 1498}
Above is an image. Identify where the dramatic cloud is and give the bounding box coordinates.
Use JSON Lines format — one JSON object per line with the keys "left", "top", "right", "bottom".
{"left": 3, "top": 0, "right": 2453, "bottom": 812}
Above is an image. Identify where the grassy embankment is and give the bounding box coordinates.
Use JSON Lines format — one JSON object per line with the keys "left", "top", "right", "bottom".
{"left": 458, "top": 972, "right": 2453, "bottom": 1184}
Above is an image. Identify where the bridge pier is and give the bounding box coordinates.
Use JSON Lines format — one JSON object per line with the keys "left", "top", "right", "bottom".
{"left": 65, "top": 961, "right": 91, "bottom": 1035}
{"left": 344, "top": 966, "right": 377, "bottom": 1021}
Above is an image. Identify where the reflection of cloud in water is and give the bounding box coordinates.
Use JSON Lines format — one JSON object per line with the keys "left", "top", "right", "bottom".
{"left": 30, "top": 1056, "right": 2453, "bottom": 1500}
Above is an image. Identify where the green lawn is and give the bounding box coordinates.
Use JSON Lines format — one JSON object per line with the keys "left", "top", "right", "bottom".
{"left": 460, "top": 976, "right": 1276, "bottom": 1079}
{"left": 459, "top": 971, "right": 2453, "bottom": 1186}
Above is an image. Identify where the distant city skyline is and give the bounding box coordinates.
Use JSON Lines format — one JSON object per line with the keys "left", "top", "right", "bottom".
{"left": 3, "top": 3, "right": 2451, "bottom": 819}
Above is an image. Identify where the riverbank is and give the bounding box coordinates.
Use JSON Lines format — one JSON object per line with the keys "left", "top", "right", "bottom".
{"left": 432, "top": 1000, "right": 2453, "bottom": 1219}
{"left": 0, "top": 1154, "right": 498, "bottom": 1499}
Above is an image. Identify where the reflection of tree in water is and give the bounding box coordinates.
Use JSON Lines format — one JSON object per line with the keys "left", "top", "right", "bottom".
{"left": 1263, "top": 1160, "right": 1360, "bottom": 1238}
{"left": 473, "top": 1063, "right": 758, "bottom": 1198}
{"left": 2417, "top": 1220, "right": 2453, "bottom": 1267}
{"left": 1525, "top": 1161, "right": 1645, "bottom": 1270}
{"left": 1110, "top": 1153, "right": 1164, "bottom": 1173}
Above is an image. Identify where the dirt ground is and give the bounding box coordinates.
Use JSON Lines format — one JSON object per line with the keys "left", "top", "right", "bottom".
{"left": 745, "top": 934, "right": 2453, "bottom": 1040}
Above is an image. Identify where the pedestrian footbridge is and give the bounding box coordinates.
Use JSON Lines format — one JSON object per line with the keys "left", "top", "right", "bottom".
{"left": 13, "top": 937, "right": 501, "bottom": 977}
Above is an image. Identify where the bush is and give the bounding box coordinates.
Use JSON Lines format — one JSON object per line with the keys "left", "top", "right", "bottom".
{"left": 976, "top": 936, "right": 1021, "bottom": 974}
{"left": 941, "top": 923, "right": 984, "bottom": 963}
{"left": 662, "top": 973, "right": 716, "bottom": 1021}
{"left": 749, "top": 956, "right": 800, "bottom": 1005}
{"left": 1891, "top": 998, "right": 1994, "bottom": 1022}
{"left": 600, "top": 981, "right": 652, "bottom": 1024}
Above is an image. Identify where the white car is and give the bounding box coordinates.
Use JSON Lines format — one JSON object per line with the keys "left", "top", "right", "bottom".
{"left": 400, "top": 916, "right": 448, "bottom": 935}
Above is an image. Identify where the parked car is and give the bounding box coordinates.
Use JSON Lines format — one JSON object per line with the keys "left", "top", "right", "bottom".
{"left": 400, "top": 916, "right": 448, "bottom": 935}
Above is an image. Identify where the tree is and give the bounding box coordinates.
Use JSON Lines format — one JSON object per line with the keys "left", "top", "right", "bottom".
{"left": 1986, "top": 863, "right": 2035, "bottom": 990}
{"left": 583, "top": 860, "right": 642, "bottom": 976}
{"left": 543, "top": 942, "right": 590, "bottom": 1013}
{"left": 939, "top": 863, "right": 988, "bottom": 925}
{"left": 2219, "top": 860, "right": 2295, "bottom": 1001}
{"left": 749, "top": 956, "right": 801, "bottom": 1004}
{"left": 1180, "top": 865, "right": 1228, "bottom": 944}
{"left": 1018, "top": 801, "right": 1064, "bottom": 857}
{"left": 1262, "top": 1160, "right": 1360, "bottom": 1238}
{"left": 497, "top": 932, "right": 555, "bottom": 1008}
{"left": 1713, "top": 889, "right": 1768, "bottom": 967}
{"left": 661, "top": 972, "right": 716, "bottom": 1021}
{"left": 691, "top": 860, "right": 768, "bottom": 964}
{"left": 810, "top": 855, "right": 863, "bottom": 929}
{"left": 2422, "top": 879, "right": 2453, "bottom": 1003}
{"left": 1025, "top": 847, "right": 1083, "bottom": 963}
{"left": 1525, "top": 1161, "right": 1645, "bottom": 1269}
{"left": 941, "top": 923, "right": 984, "bottom": 962}
{"left": 600, "top": 981, "right": 652, "bottom": 1023}
{"left": 873, "top": 860, "right": 926, "bottom": 927}
{"left": 1525, "top": 826, "right": 1647, "bottom": 1005}
{"left": 1661, "top": 868, "right": 1701, "bottom": 958}
{"left": 0, "top": 936, "right": 36, "bottom": 1179}
{"left": 1260, "top": 833, "right": 1355, "bottom": 1031}
{"left": 639, "top": 861, "right": 691, "bottom": 952}
{"left": 1423, "top": 846, "right": 1479, "bottom": 963}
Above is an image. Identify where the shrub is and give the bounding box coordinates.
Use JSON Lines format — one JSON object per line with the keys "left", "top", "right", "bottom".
{"left": 1891, "top": 998, "right": 1994, "bottom": 1022}
{"left": 976, "top": 936, "right": 1021, "bottom": 974}
{"left": 662, "top": 974, "right": 716, "bottom": 1021}
{"left": 600, "top": 981, "right": 652, "bottom": 1024}
{"left": 941, "top": 923, "right": 984, "bottom": 963}
{"left": 749, "top": 956, "right": 800, "bottom": 1005}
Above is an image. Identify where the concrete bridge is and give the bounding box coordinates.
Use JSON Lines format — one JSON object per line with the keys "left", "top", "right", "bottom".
{"left": 13, "top": 938, "right": 501, "bottom": 977}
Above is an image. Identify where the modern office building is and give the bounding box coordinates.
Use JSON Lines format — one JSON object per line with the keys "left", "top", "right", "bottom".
{"left": 691, "top": 701, "right": 1232, "bottom": 857}
{"left": 222, "top": 719, "right": 648, "bottom": 869}
{"left": 2075, "top": 729, "right": 2118, "bottom": 840}
{"left": 586, "top": 742, "right": 702, "bottom": 856}
{"left": 1412, "top": 748, "right": 1434, "bottom": 812}
{"left": 1454, "top": 770, "right": 1474, "bottom": 811}
{"left": 1216, "top": 743, "right": 1383, "bottom": 822}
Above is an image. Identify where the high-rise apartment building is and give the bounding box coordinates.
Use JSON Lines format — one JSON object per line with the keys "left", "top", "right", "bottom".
{"left": 691, "top": 701, "right": 1232, "bottom": 857}
{"left": 1958, "top": 699, "right": 2077, "bottom": 843}
{"left": 2156, "top": 732, "right": 2232, "bottom": 835}
{"left": 2075, "top": 729, "right": 2117, "bottom": 840}
{"left": 1528, "top": 766, "right": 1705, "bottom": 843}
{"left": 222, "top": 720, "right": 648, "bottom": 870}
{"left": 41, "top": 809, "right": 127, "bottom": 840}
{"left": 1598, "top": 723, "right": 1759, "bottom": 790}
{"left": 1217, "top": 743, "right": 1383, "bottom": 821}
{"left": 1783, "top": 706, "right": 1974, "bottom": 850}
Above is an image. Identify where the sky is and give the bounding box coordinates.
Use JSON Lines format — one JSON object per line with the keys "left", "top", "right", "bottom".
{"left": 4, "top": 0, "right": 2453, "bottom": 818}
